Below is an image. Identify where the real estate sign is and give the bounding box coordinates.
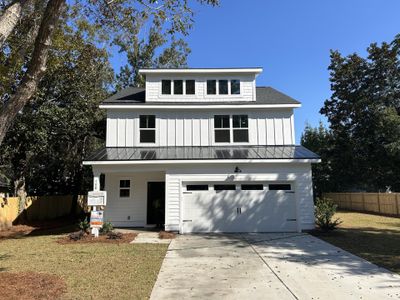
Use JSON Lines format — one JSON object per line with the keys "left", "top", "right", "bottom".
{"left": 90, "top": 210, "right": 104, "bottom": 228}
{"left": 88, "top": 191, "right": 107, "bottom": 206}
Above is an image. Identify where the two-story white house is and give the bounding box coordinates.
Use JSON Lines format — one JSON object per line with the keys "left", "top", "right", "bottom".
{"left": 83, "top": 67, "right": 320, "bottom": 233}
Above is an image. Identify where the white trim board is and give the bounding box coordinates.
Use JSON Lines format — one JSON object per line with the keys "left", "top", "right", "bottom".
{"left": 100, "top": 104, "right": 301, "bottom": 109}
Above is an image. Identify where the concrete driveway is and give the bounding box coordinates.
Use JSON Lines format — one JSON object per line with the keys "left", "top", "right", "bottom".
{"left": 150, "top": 233, "right": 400, "bottom": 299}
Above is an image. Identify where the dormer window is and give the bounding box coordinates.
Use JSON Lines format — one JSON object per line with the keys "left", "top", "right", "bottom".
{"left": 231, "top": 79, "right": 240, "bottom": 94}
{"left": 207, "top": 80, "right": 216, "bottom": 95}
{"left": 174, "top": 80, "right": 183, "bottom": 95}
{"left": 219, "top": 80, "right": 228, "bottom": 95}
{"left": 162, "top": 80, "right": 171, "bottom": 95}
{"left": 186, "top": 80, "right": 195, "bottom": 95}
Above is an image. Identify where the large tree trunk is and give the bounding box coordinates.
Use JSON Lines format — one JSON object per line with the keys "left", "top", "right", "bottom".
{"left": 0, "top": 0, "right": 65, "bottom": 145}
{"left": 0, "top": 0, "right": 31, "bottom": 48}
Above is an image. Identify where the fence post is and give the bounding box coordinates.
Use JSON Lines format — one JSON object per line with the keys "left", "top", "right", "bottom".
{"left": 396, "top": 193, "right": 400, "bottom": 216}
{"left": 377, "top": 192, "right": 381, "bottom": 214}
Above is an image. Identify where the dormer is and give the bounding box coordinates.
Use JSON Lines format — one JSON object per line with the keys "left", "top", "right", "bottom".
{"left": 139, "top": 68, "right": 263, "bottom": 102}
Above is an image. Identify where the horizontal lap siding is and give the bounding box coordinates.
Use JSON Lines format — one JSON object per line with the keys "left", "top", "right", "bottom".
{"left": 165, "top": 175, "right": 181, "bottom": 231}
{"left": 106, "top": 109, "right": 295, "bottom": 147}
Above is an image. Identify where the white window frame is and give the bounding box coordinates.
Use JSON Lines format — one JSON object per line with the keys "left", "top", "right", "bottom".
{"left": 119, "top": 179, "right": 131, "bottom": 198}
{"left": 139, "top": 115, "right": 156, "bottom": 144}
{"left": 213, "top": 114, "right": 249, "bottom": 145}
{"left": 160, "top": 79, "right": 197, "bottom": 97}
{"left": 205, "top": 78, "right": 241, "bottom": 97}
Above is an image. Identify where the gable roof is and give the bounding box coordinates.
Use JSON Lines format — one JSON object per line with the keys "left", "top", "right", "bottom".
{"left": 101, "top": 86, "right": 300, "bottom": 106}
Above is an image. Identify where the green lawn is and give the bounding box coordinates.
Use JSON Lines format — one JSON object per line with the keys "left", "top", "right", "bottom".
{"left": 313, "top": 211, "right": 400, "bottom": 274}
{"left": 0, "top": 232, "right": 168, "bottom": 299}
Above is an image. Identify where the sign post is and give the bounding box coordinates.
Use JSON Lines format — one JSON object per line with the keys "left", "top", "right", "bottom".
{"left": 88, "top": 191, "right": 107, "bottom": 237}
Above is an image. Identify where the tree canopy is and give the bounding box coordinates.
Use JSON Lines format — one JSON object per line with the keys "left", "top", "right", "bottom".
{"left": 302, "top": 35, "right": 400, "bottom": 193}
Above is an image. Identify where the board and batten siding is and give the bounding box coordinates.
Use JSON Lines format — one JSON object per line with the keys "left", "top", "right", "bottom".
{"left": 145, "top": 74, "right": 256, "bottom": 102}
{"left": 106, "top": 109, "right": 295, "bottom": 147}
{"left": 164, "top": 163, "right": 315, "bottom": 232}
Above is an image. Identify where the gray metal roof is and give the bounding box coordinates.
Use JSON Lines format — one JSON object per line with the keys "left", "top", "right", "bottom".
{"left": 85, "top": 145, "right": 319, "bottom": 161}
{"left": 101, "top": 87, "right": 300, "bottom": 105}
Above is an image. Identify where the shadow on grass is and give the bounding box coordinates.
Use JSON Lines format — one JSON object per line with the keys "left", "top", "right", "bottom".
{"left": 312, "top": 228, "right": 400, "bottom": 274}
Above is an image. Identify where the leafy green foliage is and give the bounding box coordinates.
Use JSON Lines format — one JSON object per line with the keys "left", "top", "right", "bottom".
{"left": 315, "top": 197, "right": 342, "bottom": 231}
{"left": 303, "top": 35, "right": 400, "bottom": 193}
{"left": 100, "top": 222, "right": 114, "bottom": 235}
{"left": 78, "top": 217, "right": 90, "bottom": 234}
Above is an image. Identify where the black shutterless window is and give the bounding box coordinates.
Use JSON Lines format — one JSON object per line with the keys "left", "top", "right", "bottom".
{"left": 174, "top": 80, "right": 183, "bottom": 94}
{"left": 231, "top": 79, "right": 240, "bottom": 94}
{"left": 186, "top": 80, "right": 195, "bottom": 94}
{"left": 219, "top": 80, "right": 228, "bottom": 94}
{"left": 139, "top": 115, "right": 156, "bottom": 143}
{"left": 214, "top": 184, "right": 236, "bottom": 191}
{"left": 187, "top": 185, "right": 208, "bottom": 191}
{"left": 214, "top": 115, "right": 230, "bottom": 143}
{"left": 119, "top": 180, "right": 130, "bottom": 197}
{"left": 162, "top": 80, "right": 171, "bottom": 94}
{"left": 233, "top": 115, "right": 249, "bottom": 142}
{"left": 241, "top": 184, "right": 263, "bottom": 190}
{"left": 207, "top": 80, "right": 216, "bottom": 94}
{"left": 269, "top": 184, "right": 292, "bottom": 191}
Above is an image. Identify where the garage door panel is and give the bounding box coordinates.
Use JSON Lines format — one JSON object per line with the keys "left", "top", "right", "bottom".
{"left": 182, "top": 183, "right": 297, "bottom": 233}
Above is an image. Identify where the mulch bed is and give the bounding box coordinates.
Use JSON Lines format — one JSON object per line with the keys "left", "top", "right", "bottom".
{"left": 0, "top": 272, "right": 66, "bottom": 300}
{"left": 57, "top": 232, "right": 137, "bottom": 244}
{"left": 159, "top": 231, "right": 176, "bottom": 239}
{"left": 0, "top": 225, "right": 35, "bottom": 241}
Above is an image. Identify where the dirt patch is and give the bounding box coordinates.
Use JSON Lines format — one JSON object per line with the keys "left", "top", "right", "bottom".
{"left": 0, "top": 272, "right": 66, "bottom": 300}
{"left": 0, "top": 225, "right": 35, "bottom": 241}
{"left": 159, "top": 231, "right": 176, "bottom": 239}
{"left": 57, "top": 232, "right": 137, "bottom": 244}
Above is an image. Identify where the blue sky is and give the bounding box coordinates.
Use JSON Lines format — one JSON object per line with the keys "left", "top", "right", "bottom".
{"left": 110, "top": 0, "right": 400, "bottom": 143}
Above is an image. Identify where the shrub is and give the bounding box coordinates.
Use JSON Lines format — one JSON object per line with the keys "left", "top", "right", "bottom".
{"left": 69, "top": 231, "right": 84, "bottom": 241}
{"left": 107, "top": 231, "right": 123, "bottom": 240}
{"left": 315, "top": 197, "right": 342, "bottom": 231}
{"left": 100, "top": 222, "right": 113, "bottom": 235}
{"left": 78, "top": 217, "right": 90, "bottom": 234}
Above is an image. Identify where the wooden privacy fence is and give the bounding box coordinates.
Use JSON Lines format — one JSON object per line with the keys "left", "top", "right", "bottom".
{"left": 324, "top": 192, "right": 400, "bottom": 216}
{"left": 0, "top": 195, "right": 87, "bottom": 230}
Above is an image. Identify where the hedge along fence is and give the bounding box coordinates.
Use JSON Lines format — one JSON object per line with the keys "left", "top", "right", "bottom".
{"left": 324, "top": 193, "right": 400, "bottom": 217}
{"left": 0, "top": 195, "right": 88, "bottom": 230}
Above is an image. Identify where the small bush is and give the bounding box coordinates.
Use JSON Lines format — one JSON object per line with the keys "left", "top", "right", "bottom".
{"left": 107, "top": 231, "right": 123, "bottom": 240}
{"left": 315, "top": 197, "right": 342, "bottom": 231}
{"left": 100, "top": 222, "right": 113, "bottom": 235}
{"left": 78, "top": 217, "right": 90, "bottom": 234}
{"left": 69, "top": 231, "right": 85, "bottom": 241}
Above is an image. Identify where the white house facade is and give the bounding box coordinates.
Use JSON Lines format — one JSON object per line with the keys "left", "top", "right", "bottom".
{"left": 83, "top": 68, "right": 320, "bottom": 233}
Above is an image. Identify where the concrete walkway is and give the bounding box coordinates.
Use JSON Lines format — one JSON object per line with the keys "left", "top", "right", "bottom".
{"left": 150, "top": 233, "right": 400, "bottom": 299}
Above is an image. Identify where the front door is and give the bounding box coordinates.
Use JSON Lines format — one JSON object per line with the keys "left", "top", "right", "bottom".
{"left": 147, "top": 182, "right": 165, "bottom": 226}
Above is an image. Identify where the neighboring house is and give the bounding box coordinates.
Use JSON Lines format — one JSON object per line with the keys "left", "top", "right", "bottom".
{"left": 83, "top": 68, "right": 320, "bottom": 233}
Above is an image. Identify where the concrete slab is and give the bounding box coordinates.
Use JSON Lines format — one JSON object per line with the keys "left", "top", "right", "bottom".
{"left": 150, "top": 233, "right": 400, "bottom": 300}
{"left": 130, "top": 232, "right": 171, "bottom": 244}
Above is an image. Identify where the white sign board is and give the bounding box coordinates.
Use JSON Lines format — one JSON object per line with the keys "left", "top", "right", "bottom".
{"left": 88, "top": 190, "right": 107, "bottom": 206}
{"left": 90, "top": 210, "right": 104, "bottom": 228}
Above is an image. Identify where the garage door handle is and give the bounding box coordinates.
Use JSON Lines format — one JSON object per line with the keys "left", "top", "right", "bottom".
{"left": 183, "top": 192, "right": 192, "bottom": 194}
{"left": 182, "top": 220, "right": 192, "bottom": 222}
{"left": 236, "top": 207, "right": 242, "bottom": 214}
{"left": 286, "top": 219, "right": 297, "bottom": 221}
{"left": 285, "top": 191, "right": 295, "bottom": 194}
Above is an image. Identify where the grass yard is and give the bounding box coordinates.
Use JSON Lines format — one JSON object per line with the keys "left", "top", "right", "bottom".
{"left": 0, "top": 230, "right": 168, "bottom": 299}
{"left": 313, "top": 211, "right": 400, "bottom": 274}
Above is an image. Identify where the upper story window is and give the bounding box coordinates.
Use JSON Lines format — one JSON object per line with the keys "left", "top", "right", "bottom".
{"left": 214, "top": 115, "right": 249, "bottom": 143}
{"left": 207, "top": 80, "right": 217, "bottom": 95}
{"left": 162, "top": 80, "right": 171, "bottom": 95}
{"left": 214, "top": 115, "right": 230, "bottom": 142}
{"left": 174, "top": 80, "right": 183, "bottom": 95}
{"left": 186, "top": 80, "right": 195, "bottom": 95}
{"left": 219, "top": 80, "right": 228, "bottom": 95}
{"left": 139, "top": 115, "right": 156, "bottom": 143}
{"left": 233, "top": 115, "right": 249, "bottom": 142}
{"left": 231, "top": 79, "right": 240, "bottom": 94}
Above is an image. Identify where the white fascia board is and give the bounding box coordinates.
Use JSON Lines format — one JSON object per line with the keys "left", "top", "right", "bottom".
{"left": 138, "top": 68, "right": 263, "bottom": 75}
{"left": 83, "top": 158, "right": 321, "bottom": 166}
{"left": 99, "top": 103, "right": 301, "bottom": 109}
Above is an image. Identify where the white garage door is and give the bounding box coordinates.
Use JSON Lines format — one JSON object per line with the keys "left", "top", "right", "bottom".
{"left": 181, "top": 182, "right": 297, "bottom": 233}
